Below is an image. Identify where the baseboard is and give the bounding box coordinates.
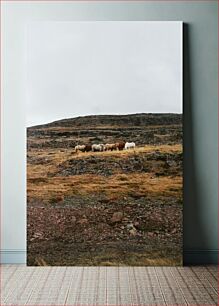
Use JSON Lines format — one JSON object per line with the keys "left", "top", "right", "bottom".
{"left": 183, "top": 249, "right": 218, "bottom": 265}
{"left": 1, "top": 250, "right": 26, "bottom": 264}
{"left": 1, "top": 249, "right": 218, "bottom": 265}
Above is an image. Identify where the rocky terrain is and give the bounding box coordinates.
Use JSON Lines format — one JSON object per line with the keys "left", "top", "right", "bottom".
{"left": 27, "top": 113, "right": 183, "bottom": 266}
{"left": 27, "top": 113, "right": 182, "bottom": 150}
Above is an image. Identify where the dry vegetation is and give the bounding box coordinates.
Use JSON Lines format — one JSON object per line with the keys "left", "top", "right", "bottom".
{"left": 28, "top": 172, "right": 182, "bottom": 201}
{"left": 27, "top": 145, "right": 182, "bottom": 204}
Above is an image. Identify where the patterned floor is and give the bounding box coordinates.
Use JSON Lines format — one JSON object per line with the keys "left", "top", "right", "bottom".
{"left": 1, "top": 265, "right": 218, "bottom": 305}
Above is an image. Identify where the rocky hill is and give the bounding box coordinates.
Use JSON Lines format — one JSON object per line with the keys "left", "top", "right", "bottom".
{"left": 29, "top": 113, "right": 182, "bottom": 129}
{"left": 27, "top": 113, "right": 182, "bottom": 150}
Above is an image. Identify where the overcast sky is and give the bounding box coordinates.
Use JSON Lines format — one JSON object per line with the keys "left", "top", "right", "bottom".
{"left": 26, "top": 21, "right": 182, "bottom": 127}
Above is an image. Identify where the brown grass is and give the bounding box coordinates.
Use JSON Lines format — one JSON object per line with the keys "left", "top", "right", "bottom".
{"left": 27, "top": 144, "right": 182, "bottom": 204}
{"left": 27, "top": 172, "right": 182, "bottom": 203}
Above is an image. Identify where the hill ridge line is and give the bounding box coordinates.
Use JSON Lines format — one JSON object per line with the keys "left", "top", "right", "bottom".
{"left": 28, "top": 113, "right": 182, "bottom": 129}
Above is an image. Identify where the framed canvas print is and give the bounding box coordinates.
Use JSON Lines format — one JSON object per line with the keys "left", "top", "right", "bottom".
{"left": 27, "top": 21, "right": 183, "bottom": 266}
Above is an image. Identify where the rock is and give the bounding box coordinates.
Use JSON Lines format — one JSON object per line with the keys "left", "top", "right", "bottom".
{"left": 147, "top": 232, "right": 154, "bottom": 237}
{"left": 166, "top": 160, "right": 177, "bottom": 167}
{"left": 129, "top": 228, "right": 137, "bottom": 236}
{"left": 78, "top": 218, "right": 88, "bottom": 225}
{"left": 33, "top": 232, "right": 43, "bottom": 239}
{"left": 72, "top": 216, "right": 76, "bottom": 223}
{"left": 111, "top": 212, "right": 123, "bottom": 223}
{"left": 127, "top": 223, "right": 134, "bottom": 229}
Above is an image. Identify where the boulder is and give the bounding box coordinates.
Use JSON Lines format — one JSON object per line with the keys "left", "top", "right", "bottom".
{"left": 129, "top": 228, "right": 137, "bottom": 236}
{"left": 111, "top": 212, "right": 123, "bottom": 223}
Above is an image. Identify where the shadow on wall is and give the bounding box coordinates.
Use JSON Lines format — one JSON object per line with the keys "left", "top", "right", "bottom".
{"left": 183, "top": 24, "right": 209, "bottom": 265}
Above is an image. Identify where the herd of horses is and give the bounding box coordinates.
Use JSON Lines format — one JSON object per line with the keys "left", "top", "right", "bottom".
{"left": 75, "top": 141, "right": 136, "bottom": 153}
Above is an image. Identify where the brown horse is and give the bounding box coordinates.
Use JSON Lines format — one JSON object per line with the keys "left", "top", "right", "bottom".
{"left": 115, "top": 141, "right": 125, "bottom": 151}
{"left": 84, "top": 145, "right": 92, "bottom": 152}
{"left": 104, "top": 143, "right": 117, "bottom": 151}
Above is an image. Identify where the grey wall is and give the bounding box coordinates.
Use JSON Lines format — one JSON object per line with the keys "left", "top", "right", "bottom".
{"left": 1, "top": 1, "right": 218, "bottom": 264}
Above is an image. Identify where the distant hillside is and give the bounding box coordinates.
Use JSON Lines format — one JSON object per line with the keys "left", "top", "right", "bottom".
{"left": 28, "top": 113, "right": 182, "bottom": 130}
{"left": 27, "top": 113, "right": 182, "bottom": 149}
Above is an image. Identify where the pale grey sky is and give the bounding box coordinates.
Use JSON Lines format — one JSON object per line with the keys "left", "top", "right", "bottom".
{"left": 26, "top": 21, "right": 182, "bottom": 127}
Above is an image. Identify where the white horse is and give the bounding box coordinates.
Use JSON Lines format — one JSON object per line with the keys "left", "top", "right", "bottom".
{"left": 75, "top": 145, "right": 86, "bottom": 152}
{"left": 125, "top": 142, "right": 136, "bottom": 150}
{"left": 92, "top": 144, "right": 104, "bottom": 152}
